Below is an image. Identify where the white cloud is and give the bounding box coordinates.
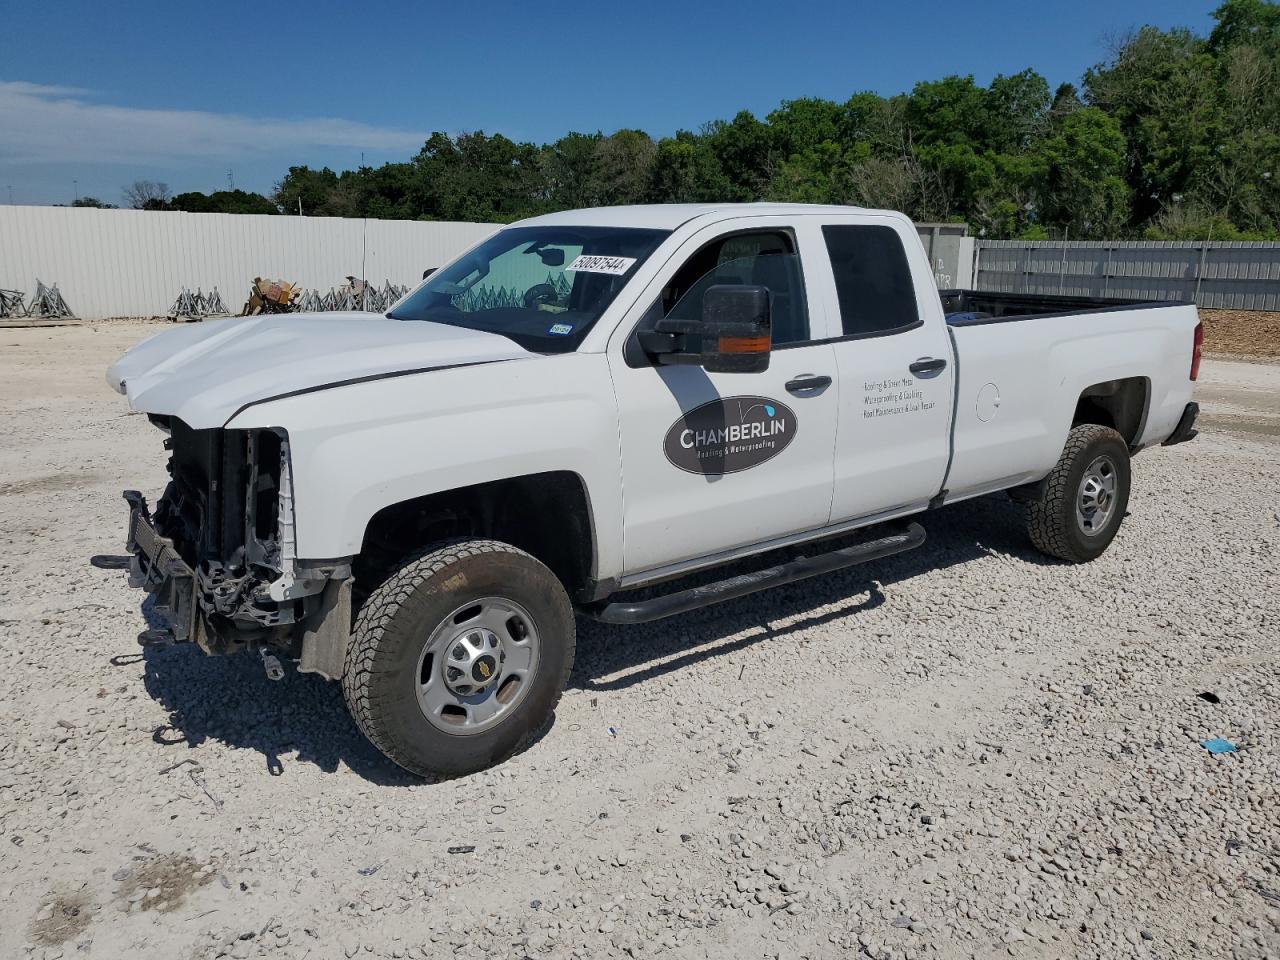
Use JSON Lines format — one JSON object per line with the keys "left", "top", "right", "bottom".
{"left": 0, "top": 81, "right": 429, "bottom": 165}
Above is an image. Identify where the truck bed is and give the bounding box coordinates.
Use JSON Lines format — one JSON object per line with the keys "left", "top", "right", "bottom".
{"left": 938, "top": 289, "right": 1199, "bottom": 503}
{"left": 939, "top": 289, "right": 1185, "bottom": 326}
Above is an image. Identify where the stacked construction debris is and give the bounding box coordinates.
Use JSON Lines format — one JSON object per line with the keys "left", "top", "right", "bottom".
{"left": 168, "top": 287, "right": 228, "bottom": 322}
{"left": 237, "top": 276, "right": 411, "bottom": 317}
{"left": 242, "top": 277, "right": 298, "bottom": 315}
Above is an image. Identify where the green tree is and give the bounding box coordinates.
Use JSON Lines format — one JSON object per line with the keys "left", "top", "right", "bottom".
{"left": 705, "top": 111, "right": 776, "bottom": 200}
{"left": 594, "top": 129, "right": 658, "bottom": 205}
{"left": 904, "top": 76, "right": 989, "bottom": 148}
{"left": 1208, "top": 0, "right": 1280, "bottom": 52}
{"left": 767, "top": 98, "right": 844, "bottom": 158}
{"left": 170, "top": 189, "right": 277, "bottom": 215}
{"left": 412, "top": 131, "right": 546, "bottom": 222}
{"left": 357, "top": 162, "right": 420, "bottom": 220}
{"left": 647, "top": 131, "right": 731, "bottom": 203}
{"left": 273, "top": 166, "right": 341, "bottom": 216}
{"left": 1033, "top": 107, "right": 1130, "bottom": 238}
{"left": 765, "top": 142, "right": 841, "bottom": 204}
{"left": 1084, "top": 26, "right": 1219, "bottom": 226}
{"left": 985, "top": 70, "right": 1052, "bottom": 152}
{"left": 542, "top": 132, "right": 603, "bottom": 209}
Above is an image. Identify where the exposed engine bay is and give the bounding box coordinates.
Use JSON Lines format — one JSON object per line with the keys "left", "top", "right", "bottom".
{"left": 129, "top": 416, "right": 350, "bottom": 667}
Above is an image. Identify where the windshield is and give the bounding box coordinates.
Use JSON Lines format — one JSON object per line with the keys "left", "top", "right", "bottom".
{"left": 389, "top": 225, "right": 670, "bottom": 351}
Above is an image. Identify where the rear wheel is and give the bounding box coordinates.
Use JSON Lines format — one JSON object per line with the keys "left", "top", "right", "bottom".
{"left": 342, "top": 538, "right": 575, "bottom": 778}
{"left": 1026, "top": 424, "right": 1131, "bottom": 563}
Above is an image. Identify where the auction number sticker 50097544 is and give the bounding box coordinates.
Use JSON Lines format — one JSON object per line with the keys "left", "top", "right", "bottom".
{"left": 565, "top": 254, "right": 637, "bottom": 276}
{"left": 663, "top": 396, "right": 796, "bottom": 475}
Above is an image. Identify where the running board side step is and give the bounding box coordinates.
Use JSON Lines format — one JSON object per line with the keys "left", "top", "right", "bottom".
{"left": 586, "top": 522, "right": 926, "bottom": 625}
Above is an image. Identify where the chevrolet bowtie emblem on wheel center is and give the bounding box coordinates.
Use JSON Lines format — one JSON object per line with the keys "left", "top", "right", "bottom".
{"left": 442, "top": 628, "right": 506, "bottom": 698}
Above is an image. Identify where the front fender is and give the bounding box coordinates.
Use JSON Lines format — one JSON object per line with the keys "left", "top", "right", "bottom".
{"left": 226, "top": 353, "right": 623, "bottom": 579}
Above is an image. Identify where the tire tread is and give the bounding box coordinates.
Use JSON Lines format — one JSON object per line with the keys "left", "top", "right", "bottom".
{"left": 1027, "top": 423, "right": 1127, "bottom": 563}
{"left": 341, "top": 538, "right": 574, "bottom": 777}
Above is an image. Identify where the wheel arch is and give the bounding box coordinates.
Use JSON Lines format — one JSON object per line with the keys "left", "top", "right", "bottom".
{"left": 356, "top": 470, "right": 598, "bottom": 602}
{"left": 1072, "top": 376, "right": 1150, "bottom": 449}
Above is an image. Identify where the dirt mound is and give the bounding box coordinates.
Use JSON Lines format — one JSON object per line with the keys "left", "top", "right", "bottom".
{"left": 1201, "top": 308, "right": 1280, "bottom": 359}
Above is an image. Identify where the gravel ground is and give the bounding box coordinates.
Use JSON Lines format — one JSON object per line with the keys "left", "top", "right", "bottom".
{"left": 1, "top": 321, "right": 1277, "bottom": 960}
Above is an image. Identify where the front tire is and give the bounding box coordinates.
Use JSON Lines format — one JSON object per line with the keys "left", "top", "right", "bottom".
{"left": 1026, "top": 424, "right": 1131, "bottom": 563}
{"left": 342, "top": 538, "right": 575, "bottom": 778}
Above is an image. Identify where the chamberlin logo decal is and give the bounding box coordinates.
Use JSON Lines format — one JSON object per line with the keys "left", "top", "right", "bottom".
{"left": 663, "top": 396, "right": 797, "bottom": 475}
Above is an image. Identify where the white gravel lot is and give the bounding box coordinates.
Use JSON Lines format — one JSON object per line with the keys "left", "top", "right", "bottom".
{"left": 1, "top": 322, "right": 1277, "bottom": 960}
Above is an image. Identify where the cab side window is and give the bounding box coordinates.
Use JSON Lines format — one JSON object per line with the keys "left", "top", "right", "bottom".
{"left": 822, "top": 225, "right": 921, "bottom": 338}
{"left": 662, "top": 231, "right": 810, "bottom": 347}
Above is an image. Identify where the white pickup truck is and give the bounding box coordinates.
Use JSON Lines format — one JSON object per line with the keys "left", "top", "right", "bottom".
{"left": 107, "top": 203, "right": 1202, "bottom": 778}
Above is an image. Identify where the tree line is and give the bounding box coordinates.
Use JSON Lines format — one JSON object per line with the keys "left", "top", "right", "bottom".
{"left": 97, "top": 1, "right": 1280, "bottom": 240}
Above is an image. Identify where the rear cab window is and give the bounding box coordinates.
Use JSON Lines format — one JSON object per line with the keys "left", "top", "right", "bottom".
{"left": 822, "top": 224, "right": 921, "bottom": 339}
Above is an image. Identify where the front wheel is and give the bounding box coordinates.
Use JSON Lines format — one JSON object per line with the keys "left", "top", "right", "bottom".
{"left": 342, "top": 539, "right": 575, "bottom": 778}
{"left": 1026, "top": 424, "right": 1132, "bottom": 563}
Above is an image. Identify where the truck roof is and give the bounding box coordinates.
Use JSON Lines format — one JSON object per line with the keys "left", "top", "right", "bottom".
{"left": 513, "top": 202, "right": 888, "bottom": 231}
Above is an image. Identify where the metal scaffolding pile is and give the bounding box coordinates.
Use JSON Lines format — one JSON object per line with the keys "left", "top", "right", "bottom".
{"left": 231, "top": 276, "right": 411, "bottom": 318}
{"left": 168, "top": 287, "right": 229, "bottom": 321}
{"left": 0, "top": 288, "right": 27, "bottom": 318}
{"left": 3, "top": 280, "right": 76, "bottom": 319}
{"left": 293, "top": 278, "right": 410, "bottom": 314}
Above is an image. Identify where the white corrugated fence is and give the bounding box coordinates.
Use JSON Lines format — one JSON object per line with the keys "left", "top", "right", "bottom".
{"left": 7, "top": 208, "right": 1278, "bottom": 319}
{"left": 0, "top": 206, "right": 500, "bottom": 319}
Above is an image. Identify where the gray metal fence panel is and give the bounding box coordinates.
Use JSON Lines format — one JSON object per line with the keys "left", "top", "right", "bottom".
{"left": 973, "top": 240, "right": 1280, "bottom": 311}
{"left": 914, "top": 223, "right": 968, "bottom": 287}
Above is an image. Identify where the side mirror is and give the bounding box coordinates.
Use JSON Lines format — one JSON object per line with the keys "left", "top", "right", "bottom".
{"left": 422, "top": 267, "right": 436, "bottom": 280}
{"left": 700, "top": 284, "right": 771, "bottom": 374}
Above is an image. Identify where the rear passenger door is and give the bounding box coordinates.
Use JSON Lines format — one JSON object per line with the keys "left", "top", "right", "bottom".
{"left": 816, "top": 217, "right": 955, "bottom": 523}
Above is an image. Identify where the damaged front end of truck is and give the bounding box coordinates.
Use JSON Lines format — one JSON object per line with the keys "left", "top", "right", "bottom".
{"left": 123, "top": 416, "right": 352, "bottom": 680}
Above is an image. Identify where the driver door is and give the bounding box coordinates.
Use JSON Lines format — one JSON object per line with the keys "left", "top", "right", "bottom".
{"left": 607, "top": 219, "right": 840, "bottom": 577}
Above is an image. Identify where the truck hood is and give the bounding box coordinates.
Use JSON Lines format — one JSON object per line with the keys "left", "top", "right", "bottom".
{"left": 108, "top": 313, "right": 533, "bottom": 429}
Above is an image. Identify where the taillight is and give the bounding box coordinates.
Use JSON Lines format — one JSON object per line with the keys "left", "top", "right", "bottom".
{"left": 1190, "top": 322, "right": 1204, "bottom": 381}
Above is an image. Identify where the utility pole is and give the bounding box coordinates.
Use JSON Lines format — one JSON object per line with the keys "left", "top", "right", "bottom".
{"left": 73, "top": 179, "right": 79, "bottom": 203}
{"left": 361, "top": 150, "right": 368, "bottom": 282}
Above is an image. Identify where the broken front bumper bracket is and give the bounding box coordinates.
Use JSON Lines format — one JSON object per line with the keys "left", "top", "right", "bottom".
{"left": 123, "top": 490, "right": 197, "bottom": 645}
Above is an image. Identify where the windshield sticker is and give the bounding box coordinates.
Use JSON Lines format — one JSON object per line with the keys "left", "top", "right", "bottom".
{"left": 548, "top": 322, "right": 574, "bottom": 335}
{"left": 663, "top": 396, "right": 797, "bottom": 475}
{"left": 565, "top": 254, "right": 637, "bottom": 276}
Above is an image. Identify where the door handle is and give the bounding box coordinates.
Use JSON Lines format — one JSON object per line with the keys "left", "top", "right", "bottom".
{"left": 785, "top": 375, "right": 832, "bottom": 394}
{"left": 908, "top": 357, "right": 947, "bottom": 376}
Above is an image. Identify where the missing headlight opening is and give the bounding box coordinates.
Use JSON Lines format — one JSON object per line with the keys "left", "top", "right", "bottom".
{"left": 148, "top": 419, "right": 349, "bottom": 658}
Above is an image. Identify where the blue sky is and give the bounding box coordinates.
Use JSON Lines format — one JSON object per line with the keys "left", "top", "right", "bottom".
{"left": 1, "top": 0, "right": 1215, "bottom": 206}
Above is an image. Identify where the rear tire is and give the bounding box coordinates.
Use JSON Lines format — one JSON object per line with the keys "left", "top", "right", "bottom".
{"left": 342, "top": 538, "right": 575, "bottom": 778}
{"left": 1026, "top": 424, "right": 1131, "bottom": 563}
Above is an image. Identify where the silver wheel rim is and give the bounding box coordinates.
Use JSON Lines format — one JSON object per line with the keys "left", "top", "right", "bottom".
{"left": 415, "top": 596, "right": 540, "bottom": 735}
{"left": 1076, "top": 455, "right": 1118, "bottom": 537}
